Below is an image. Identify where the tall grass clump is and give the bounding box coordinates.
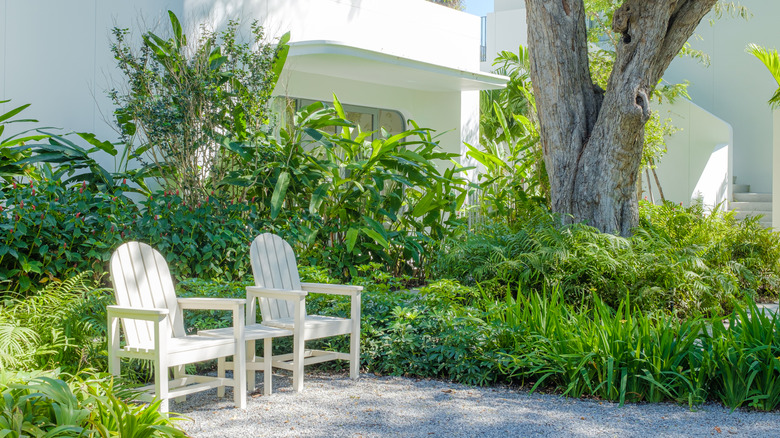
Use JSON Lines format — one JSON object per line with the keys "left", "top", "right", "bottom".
{"left": 705, "top": 301, "right": 780, "bottom": 411}
{"left": 497, "top": 290, "right": 708, "bottom": 406}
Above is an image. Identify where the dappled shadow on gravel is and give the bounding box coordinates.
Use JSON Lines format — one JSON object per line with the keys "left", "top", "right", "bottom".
{"left": 174, "top": 372, "right": 780, "bottom": 438}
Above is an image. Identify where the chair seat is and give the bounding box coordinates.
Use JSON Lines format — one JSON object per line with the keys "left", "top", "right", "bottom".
{"left": 123, "top": 335, "right": 237, "bottom": 367}
{"left": 262, "top": 315, "right": 352, "bottom": 340}
{"left": 199, "top": 324, "right": 292, "bottom": 341}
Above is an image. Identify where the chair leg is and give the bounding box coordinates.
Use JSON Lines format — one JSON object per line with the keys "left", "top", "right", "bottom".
{"left": 292, "top": 336, "right": 304, "bottom": 392}
{"left": 263, "top": 338, "right": 272, "bottom": 396}
{"left": 247, "top": 340, "right": 256, "bottom": 393}
{"left": 172, "top": 365, "right": 186, "bottom": 403}
{"left": 155, "top": 360, "right": 169, "bottom": 414}
{"left": 350, "top": 330, "right": 360, "bottom": 380}
{"left": 233, "top": 337, "right": 247, "bottom": 409}
{"left": 108, "top": 316, "right": 120, "bottom": 377}
{"left": 217, "top": 356, "right": 227, "bottom": 398}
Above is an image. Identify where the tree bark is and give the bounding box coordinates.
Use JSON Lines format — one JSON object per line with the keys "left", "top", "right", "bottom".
{"left": 525, "top": 0, "right": 716, "bottom": 236}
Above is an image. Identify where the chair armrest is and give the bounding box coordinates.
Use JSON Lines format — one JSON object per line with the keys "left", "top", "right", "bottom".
{"left": 246, "top": 286, "right": 308, "bottom": 300}
{"left": 107, "top": 305, "right": 168, "bottom": 322}
{"left": 177, "top": 297, "right": 245, "bottom": 311}
{"left": 300, "top": 282, "right": 363, "bottom": 296}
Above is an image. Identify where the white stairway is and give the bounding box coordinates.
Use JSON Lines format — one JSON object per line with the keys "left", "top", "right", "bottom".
{"left": 730, "top": 182, "right": 773, "bottom": 229}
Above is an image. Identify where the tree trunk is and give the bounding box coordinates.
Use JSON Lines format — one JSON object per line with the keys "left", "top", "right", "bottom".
{"left": 525, "top": 0, "right": 716, "bottom": 236}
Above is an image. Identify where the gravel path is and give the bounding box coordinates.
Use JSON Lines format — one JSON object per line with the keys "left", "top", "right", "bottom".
{"left": 173, "top": 372, "right": 779, "bottom": 437}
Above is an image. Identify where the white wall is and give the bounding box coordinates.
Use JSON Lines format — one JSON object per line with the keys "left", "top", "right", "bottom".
{"left": 651, "top": 99, "right": 733, "bottom": 209}
{"left": 1, "top": 0, "right": 183, "bottom": 169}
{"left": 183, "top": 0, "right": 481, "bottom": 72}
{"left": 481, "top": 0, "right": 526, "bottom": 72}
{"left": 663, "top": 0, "right": 780, "bottom": 194}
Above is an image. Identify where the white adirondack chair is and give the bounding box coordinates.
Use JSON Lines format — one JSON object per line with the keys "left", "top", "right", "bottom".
{"left": 244, "top": 233, "right": 363, "bottom": 392}
{"left": 107, "top": 242, "right": 247, "bottom": 413}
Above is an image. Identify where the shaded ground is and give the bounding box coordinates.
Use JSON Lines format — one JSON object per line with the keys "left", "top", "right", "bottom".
{"left": 174, "top": 372, "right": 779, "bottom": 438}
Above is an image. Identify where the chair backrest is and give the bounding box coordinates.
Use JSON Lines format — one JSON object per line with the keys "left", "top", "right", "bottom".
{"left": 249, "top": 233, "right": 303, "bottom": 322}
{"left": 109, "top": 242, "right": 185, "bottom": 347}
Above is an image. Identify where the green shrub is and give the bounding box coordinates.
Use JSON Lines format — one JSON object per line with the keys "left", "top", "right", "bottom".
{"left": 436, "top": 201, "right": 780, "bottom": 317}
{"left": 135, "top": 191, "right": 267, "bottom": 281}
{"left": 0, "top": 371, "right": 186, "bottom": 437}
{"left": 110, "top": 11, "right": 288, "bottom": 204}
{"left": 0, "top": 272, "right": 110, "bottom": 373}
{"left": 0, "top": 179, "right": 133, "bottom": 294}
{"left": 245, "top": 100, "right": 469, "bottom": 280}
{"left": 498, "top": 290, "right": 708, "bottom": 406}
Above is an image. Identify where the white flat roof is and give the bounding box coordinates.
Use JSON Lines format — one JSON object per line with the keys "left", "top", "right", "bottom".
{"left": 284, "top": 40, "right": 508, "bottom": 92}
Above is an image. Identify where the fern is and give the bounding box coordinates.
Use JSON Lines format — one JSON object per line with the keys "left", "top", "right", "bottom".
{"left": 0, "top": 272, "right": 110, "bottom": 372}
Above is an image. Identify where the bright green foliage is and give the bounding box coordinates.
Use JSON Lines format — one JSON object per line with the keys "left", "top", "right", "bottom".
{"left": 0, "top": 100, "right": 47, "bottom": 184}
{"left": 746, "top": 43, "right": 780, "bottom": 109}
{"left": 136, "top": 191, "right": 266, "bottom": 280}
{"left": 477, "top": 47, "right": 549, "bottom": 213}
{"left": 0, "top": 180, "right": 270, "bottom": 293}
{"left": 0, "top": 273, "right": 110, "bottom": 373}
{"left": 706, "top": 302, "right": 780, "bottom": 411}
{"left": 0, "top": 179, "right": 133, "bottom": 294}
{"left": 235, "top": 99, "right": 469, "bottom": 279}
{"left": 0, "top": 371, "right": 185, "bottom": 437}
{"left": 436, "top": 201, "right": 780, "bottom": 317}
{"left": 499, "top": 290, "right": 708, "bottom": 406}
{"left": 110, "top": 11, "right": 288, "bottom": 204}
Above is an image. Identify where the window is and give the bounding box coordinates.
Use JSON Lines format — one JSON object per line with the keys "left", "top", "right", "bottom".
{"left": 295, "top": 99, "right": 405, "bottom": 140}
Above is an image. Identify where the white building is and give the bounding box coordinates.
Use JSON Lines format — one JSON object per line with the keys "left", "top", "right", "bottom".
{"left": 660, "top": 0, "right": 780, "bottom": 228}
{"left": 480, "top": 0, "right": 526, "bottom": 71}
{"left": 0, "top": 0, "right": 506, "bottom": 175}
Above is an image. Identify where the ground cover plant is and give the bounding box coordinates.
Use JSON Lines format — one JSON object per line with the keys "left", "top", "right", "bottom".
{"left": 436, "top": 200, "right": 780, "bottom": 318}
{"left": 0, "top": 371, "right": 185, "bottom": 437}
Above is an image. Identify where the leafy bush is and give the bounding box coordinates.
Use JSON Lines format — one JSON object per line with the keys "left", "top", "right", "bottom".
{"left": 436, "top": 201, "right": 780, "bottom": 317}
{"left": 706, "top": 302, "right": 780, "bottom": 411}
{"left": 135, "top": 191, "right": 266, "bottom": 280}
{"left": 0, "top": 180, "right": 270, "bottom": 293}
{"left": 229, "top": 100, "right": 470, "bottom": 280}
{"left": 0, "top": 371, "right": 186, "bottom": 437}
{"left": 110, "top": 11, "right": 288, "bottom": 204}
{"left": 1, "top": 179, "right": 132, "bottom": 293}
{"left": 498, "top": 290, "right": 709, "bottom": 406}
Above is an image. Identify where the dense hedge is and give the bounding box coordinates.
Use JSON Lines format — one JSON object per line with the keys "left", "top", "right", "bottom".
{"left": 0, "top": 179, "right": 267, "bottom": 295}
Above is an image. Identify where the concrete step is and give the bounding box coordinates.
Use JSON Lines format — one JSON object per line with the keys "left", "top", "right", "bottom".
{"left": 733, "top": 183, "right": 750, "bottom": 193}
{"left": 729, "top": 201, "right": 773, "bottom": 212}
{"left": 734, "top": 210, "right": 771, "bottom": 220}
{"left": 733, "top": 192, "right": 772, "bottom": 202}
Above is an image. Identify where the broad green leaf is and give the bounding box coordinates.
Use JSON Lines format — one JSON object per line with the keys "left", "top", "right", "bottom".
{"left": 75, "top": 132, "right": 118, "bottom": 155}
{"left": 346, "top": 228, "right": 358, "bottom": 252}
{"left": 361, "top": 227, "right": 389, "bottom": 250}
{"left": 270, "top": 171, "right": 291, "bottom": 219}
{"left": 169, "top": 10, "right": 185, "bottom": 49}
{"left": 0, "top": 103, "right": 31, "bottom": 123}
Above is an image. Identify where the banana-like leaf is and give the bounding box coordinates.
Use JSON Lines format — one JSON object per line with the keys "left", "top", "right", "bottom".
{"left": 346, "top": 228, "right": 359, "bottom": 252}
{"left": 270, "top": 171, "right": 290, "bottom": 219}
